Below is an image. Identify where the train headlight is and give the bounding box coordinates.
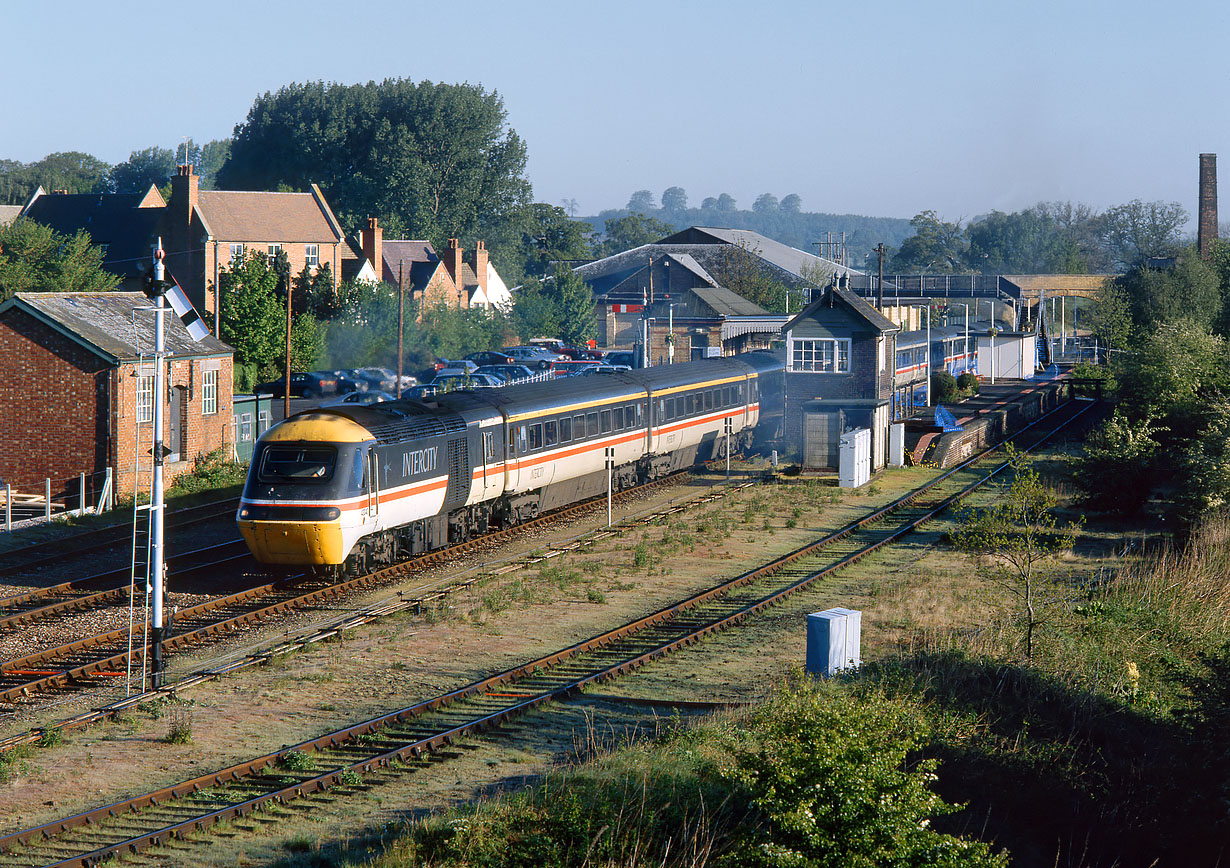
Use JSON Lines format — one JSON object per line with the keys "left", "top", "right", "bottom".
{"left": 237, "top": 505, "right": 342, "bottom": 521}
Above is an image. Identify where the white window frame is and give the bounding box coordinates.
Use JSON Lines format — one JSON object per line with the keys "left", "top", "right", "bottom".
{"left": 229, "top": 243, "right": 245, "bottom": 263}
{"left": 201, "top": 369, "right": 218, "bottom": 416}
{"left": 305, "top": 244, "right": 319, "bottom": 268}
{"left": 136, "top": 375, "right": 154, "bottom": 423}
{"left": 790, "top": 338, "right": 851, "bottom": 373}
{"left": 266, "top": 243, "right": 282, "bottom": 264}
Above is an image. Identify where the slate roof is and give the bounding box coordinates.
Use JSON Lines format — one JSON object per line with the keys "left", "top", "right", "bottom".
{"left": 20, "top": 187, "right": 166, "bottom": 280}
{"left": 663, "top": 253, "right": 718, "bottom": 286}
{"left": 782, "top": 286, "right": 899, "bottom": 336}
{"left": 574, "top": 226, "right": 858, "bottom": 298}
{"left": 381, "top": 240, "right": 438, "bottom": 286}
{"left": 0, "top": 292, "right": 232, "bottom": 362}
{"left": 194, "top": 187, "right": 343, "bottom": 243}
{"left": 691, "top": 285, "right": 770, "bottom": 317}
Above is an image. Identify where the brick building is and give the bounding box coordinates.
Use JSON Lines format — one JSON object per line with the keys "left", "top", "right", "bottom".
{"left": 164, "top": 165, "right": 347, "bottom": 322}
{"left": 357, "top": 219, "right": 512, "bottom": 312}
{"left": 781, "top": 286, "right": 899, "bottom": 470}
{"left": 0, "top": 292, "right": 234, "bottom": 499}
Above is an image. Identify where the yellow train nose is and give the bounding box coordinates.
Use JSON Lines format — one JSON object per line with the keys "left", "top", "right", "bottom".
{"left": 238, "top": 520, "right": 346, "bottom": 566}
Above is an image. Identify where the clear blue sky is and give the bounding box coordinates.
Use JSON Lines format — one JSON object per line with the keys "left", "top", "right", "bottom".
{"left": 6, "top": 0, "right": 1228, "bottom": 225}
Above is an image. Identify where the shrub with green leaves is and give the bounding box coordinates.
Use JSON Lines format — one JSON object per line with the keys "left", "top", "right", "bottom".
{"left": 931, "top": 370, "right": 959, "bottom": 404}
{"left": 720, "top": 674, "right": 1007, "bottom": 868}
{"left": 957, "top": 371, "right": 980, "bottom": 394}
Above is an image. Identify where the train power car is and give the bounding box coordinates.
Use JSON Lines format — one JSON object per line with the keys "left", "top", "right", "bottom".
{"left": 237, "top": 353, "right": 783, "bottom": 574}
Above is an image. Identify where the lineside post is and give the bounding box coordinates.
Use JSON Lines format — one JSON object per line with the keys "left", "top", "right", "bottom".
{"left": 724, "top": 418, "right": 732, "bottom": 481}
{"left": 605, "top": 447, "right": 615, "bottom": 527}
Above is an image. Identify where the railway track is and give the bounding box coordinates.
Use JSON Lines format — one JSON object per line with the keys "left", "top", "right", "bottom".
{"left": 0, "top": 497, "right": 241, "bottom": 577}
{"left": 0, "top": 467, "right": 716, "bottom": 709}
{"left": 0, "top": 541, "right": 253, "bottom": 631}
{"left": 0, "top": 397, "right": 1094, "bottom": 868}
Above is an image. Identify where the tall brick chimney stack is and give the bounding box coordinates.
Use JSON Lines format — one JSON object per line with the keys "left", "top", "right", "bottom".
{"left": 1199, "top": 153, "right": 1218, "bottom": 260}
{"left": 361, "top": 217, "right": 383, "bottom": 281}
{"left": 473, "top": 240, "right": 489, "bottom": 295}
{"left": 447, "top": 238, "right": 463, "bottom": 287}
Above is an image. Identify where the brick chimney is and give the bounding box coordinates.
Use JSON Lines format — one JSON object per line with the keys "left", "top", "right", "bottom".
{"left": 447, "top": 238, "right": 463, "bottom": 289}
{"left": 473, "top": 240, "right": 489, "bottom": 296}
{"left": 361, "top": 217, "right": 384, "bottom": 281}
{"left": 171, "top": 164, "right": 199, "bottom": 225}
{"left": 1199, "top": 153, "right": 1218, "bottom": 260}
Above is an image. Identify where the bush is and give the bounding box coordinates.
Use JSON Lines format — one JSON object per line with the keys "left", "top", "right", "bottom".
{"left": 169, "top": 449, "right": 247, "bottom": 495}
{"left": 957, "top": 371, "right": 980, "bottom": 394}
{"left": 1069, "top": 361, "right": 1116, "bottom": 398}
{"left": 931, "top": 370, "right": 959, "bottom": 404}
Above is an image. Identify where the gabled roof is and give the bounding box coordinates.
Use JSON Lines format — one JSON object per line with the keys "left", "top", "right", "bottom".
{"left": 194, "top": 185, "right": 343, "bottom": 243}
{"left": 0, "top": 292, "right": 232, "bottom": 363}
{"left": 691, "top": 285, "right": 770, "bottom": 317}
{"left": 783, "top": 286, "right": 899, "bottom": 335}
{"left": 574, "top": 226, "right": 857, "bottom": 298}
{"left": 663, "top": 253, "right": 718, "bottom": 287}
{"left": 0, "top": 205, "right": 23, "bottom": 226}
{"left": 20, "top": 187, "right": 167, "bottom": 280}
{"left": 381, "top": 240, "right": 437, "bottom": 285}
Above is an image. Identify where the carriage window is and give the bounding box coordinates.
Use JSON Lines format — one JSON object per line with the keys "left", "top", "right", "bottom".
{"left": 737, "top": 384, "right": 744, "bottom": 402}
{"left": 258, "top": 446, "right": 337, "bottom": 483}
{"left": 629, "top": 405, "right": 639, "bottom": 426}
{"left": 544, "top": 420, "right": 557, "bottom": 447}
{"left": 559, "top": 416, "right": 572, "bottom": 442}
{"left": 587, "top": 412, "right": 599, "bottom": 437}
{"left": 665, "top": 398, "right": 675, "bottom": 420}
{"left": 685, "top": 395, "right": 695, "bottom": 415}
{"left": 704, "top": 391, "right": 713, "bottom": 411}
{"left": 517, "top": 424, "right": 528, "bottom": 453}
{"left": 574, "top": 414, "right": 586, "bottom": 439}
{"left": 529, "top": 423, "right": 543, "bottom": 450}
{"left": 613, "top": 407, "right": 623, "bottom": 429}
{"left": 601, "top": 409, "right": 612, "bottom": 433}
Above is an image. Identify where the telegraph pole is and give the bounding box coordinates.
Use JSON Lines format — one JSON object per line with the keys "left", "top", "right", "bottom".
{"left": 283, "top": 264, "right": 292, "bottom": 420}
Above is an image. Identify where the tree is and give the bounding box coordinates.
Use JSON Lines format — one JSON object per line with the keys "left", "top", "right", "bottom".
{"left": 1074, "top": 410, "right": 1164, "bottom": 514}
{"left": 709, "top": 237, "right": 792, "bottom": 313}
{"left": 951, "top": 447, "right": 1080, "bottom": 661}
{"left": 889, "top": 210, "right": 966, "bottom": 272}
{"left": 295, "top": 262, "right": 338, "bottom": 320}
{"left": 1114, "top": 320, "right": 1230, "bottom": 435}
{"left": 752, "top": 193, "right": 779, "bottom": 214}
{"left": 0, "top": 152, "right": 111, "bottom": 204}
{"left": 1088, "top": 278, "right": 1134, "bottom": 352}
{"left": 177, "top": 138, "right": 231, "bottom": 190}
{"left": 550, "top": 265, "right": 597, "bottom": 346}
{"left": 965, "top": 208, "right": 1080, "bottom": 274}
{"left": 1100, "top": 199, "right": 1188, "bottom": 269}
{"left": 289, "top": 312, "right": 325, "bottom": 372}
{"left": 109, "top": 146, "right": 176, "bottom": 194}
{"left": 601, "top": 212, "right": 674, "bottom": 256}
{"left": 715, "top": 193, "right": 737, "bottom": 213}
{"left": 218, "top": 252, "right": 285, "bottom": 373}
{"left": 511, "top": 276, "right": 561, "bottom": 341}
{"left": 700, "top": 196, "right": 718, "bottom": 211}
{"left": 1114, "top": 253, "right": 1222, "bottom": 332}
{"left": 0, "top": 218, "right": 116, "bottom": 301}
{"left": 486, "top": 202, "right": 596, "bottom": 285}
{"left": 218, "top": 79, "right": 531, "bottom": 245}
{"left": 780, "top": 193, "right": 802, "bottom": 214}
{"left": 660, "top": 186, "right": 687, "bottom": 212}
{"left": 626, "top": 189, "right": 655, "bottom": 212}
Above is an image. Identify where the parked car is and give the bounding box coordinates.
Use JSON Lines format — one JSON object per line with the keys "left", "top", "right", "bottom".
{"left": 504, "top": 346, "right": 568, "bottom": 370}
{"left": 426, "top": 358, "right": 479, "bottom": 374}
{"left": 604, "top": 351, "right": 637, "bottom": 368}
{"left": 253, "top": 372, "right": 338, "bottom": 398}
{"left": 324, "top": 390, "right": 396, "bottom": 407}
{"left": 331, "top": 370, "right": 368, "bottom": 393}
{"left": 403, "top": 384, "right": 441, "bottom": 399}
{"left": 466, "top": 350, "right": 516, "bottom": 367}
{"left": 430, "top": 372, "right": 504, "bottom": 391}
{"left": 476, "top": 364, "right": 537, "bottom": 383}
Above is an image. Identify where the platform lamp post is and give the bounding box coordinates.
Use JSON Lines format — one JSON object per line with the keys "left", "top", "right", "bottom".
{"left": 988, "top": 326, "right": 1000, "bottom": 385}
